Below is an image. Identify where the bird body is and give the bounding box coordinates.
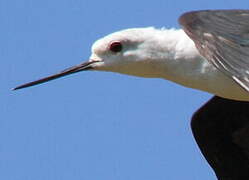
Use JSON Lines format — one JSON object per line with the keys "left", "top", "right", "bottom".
{"left": 13, "top": 10, "right": 249, "bottom": 180}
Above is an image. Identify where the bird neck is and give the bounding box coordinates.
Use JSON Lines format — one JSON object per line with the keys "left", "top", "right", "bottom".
{"left": 143, "top": 29, "right": 208, "bottom": 85}
{"left": 146, "top": 28, "right": 249, "bottom": 100}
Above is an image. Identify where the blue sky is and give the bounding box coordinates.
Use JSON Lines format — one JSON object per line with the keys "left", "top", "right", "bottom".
{"left": 2, "top": 0, "right": 249, "bottom": 180}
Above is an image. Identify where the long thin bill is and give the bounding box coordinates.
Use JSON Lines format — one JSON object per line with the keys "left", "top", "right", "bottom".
{"left": 13, "top": 61, "right": 95, "bottom": 90}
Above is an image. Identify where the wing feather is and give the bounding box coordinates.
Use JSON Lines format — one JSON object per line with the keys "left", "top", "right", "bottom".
{"left": 191, "top": 96, "right": 249, "bottom": 179}
{"left": 179, "top": 10, "right": 249, "bottom": 91}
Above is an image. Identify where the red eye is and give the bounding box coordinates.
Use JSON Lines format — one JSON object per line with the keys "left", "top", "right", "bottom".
{"left": 109, "top": 41, "right": 123, "bottom": 53}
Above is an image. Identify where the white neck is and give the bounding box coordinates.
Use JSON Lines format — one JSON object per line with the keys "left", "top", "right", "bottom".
{"left": 134, "top": 28, "right": 249, "bottom": 101}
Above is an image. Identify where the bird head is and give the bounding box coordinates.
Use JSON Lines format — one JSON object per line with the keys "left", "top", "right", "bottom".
{"left": 89, "top": 27, "right": 169, "bottom": 76}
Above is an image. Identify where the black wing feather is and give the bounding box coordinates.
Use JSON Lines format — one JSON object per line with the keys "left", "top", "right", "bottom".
{"left": 191, "top": 96, "right": 249, "bottom": 180}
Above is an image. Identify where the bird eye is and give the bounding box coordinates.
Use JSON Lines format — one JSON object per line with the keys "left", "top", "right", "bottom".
{"left": 109, "top": 41, "right": 123, "bottom": 53}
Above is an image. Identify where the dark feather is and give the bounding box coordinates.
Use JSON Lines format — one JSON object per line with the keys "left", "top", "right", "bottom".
{"left": 192, "top": 96, "right": 249, "bottom": 180}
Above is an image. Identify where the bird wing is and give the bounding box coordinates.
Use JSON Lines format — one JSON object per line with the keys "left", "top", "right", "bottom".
{"left": 191, "top": 96, "right": 249, "bottom": 180}
{"left": 179, "top": 10, "right": 249, "bottom": 92}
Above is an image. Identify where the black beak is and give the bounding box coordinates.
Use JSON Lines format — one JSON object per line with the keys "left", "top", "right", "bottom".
{"left": 13, "top": 61, "right": 97, "bottom": 90}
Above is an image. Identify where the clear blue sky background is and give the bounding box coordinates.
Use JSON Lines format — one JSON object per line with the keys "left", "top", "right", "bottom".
{"left": 2, "top": 1, "right": 249, "bottom": 180}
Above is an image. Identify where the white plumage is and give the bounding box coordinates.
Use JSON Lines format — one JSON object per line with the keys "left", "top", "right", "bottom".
{"left": 90, "top": 27, "right": 249, "bottom": 101}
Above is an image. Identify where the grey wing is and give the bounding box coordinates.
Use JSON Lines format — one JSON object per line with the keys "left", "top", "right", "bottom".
{"left": 191, "top": 96, "right": 249, "bottom": 180}
{"left": 179, "top": 10, "right": 249, "bottom": 91}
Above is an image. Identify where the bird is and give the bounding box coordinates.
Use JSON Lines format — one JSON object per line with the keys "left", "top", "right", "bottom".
{"left": 13, "top": 9, "right": 249, "bottom": 180}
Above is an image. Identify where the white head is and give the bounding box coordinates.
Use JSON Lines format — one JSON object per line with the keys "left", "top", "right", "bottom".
{"left": 89, "top": 27, "right": 177, "bottom": 77}
{"left": 13, "top": 27, "right": 183, "bottom": 90}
